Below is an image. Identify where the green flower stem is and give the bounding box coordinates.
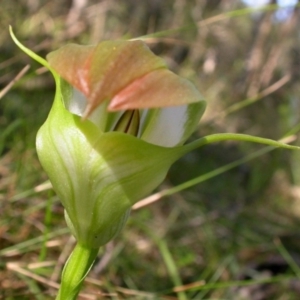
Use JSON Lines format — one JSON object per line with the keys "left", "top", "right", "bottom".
{"left": 183, "top": 133, "right": 300, "bottom": 154}
{"left": 56, "top": 243, "right": 99, "bottom": 300}
{"left": 9, "top": 26, "right": 52, "bottom": 71}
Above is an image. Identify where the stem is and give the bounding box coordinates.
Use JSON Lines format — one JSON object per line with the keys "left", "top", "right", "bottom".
{"left": 56, "top": 243, "right": 99, "bottom": 300}
{"left": 9, "top": 26, "right": 52, "bottom": 70}
{"left": 183, "top": 133, "right": 300, "bottom": 154}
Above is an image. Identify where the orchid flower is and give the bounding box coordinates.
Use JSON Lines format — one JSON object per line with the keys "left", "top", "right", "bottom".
{"left": 38, "top": 40, "right": 206, "bottom": 249}
{"left": 10, "top": 27, "right": 300, "bottom": 300}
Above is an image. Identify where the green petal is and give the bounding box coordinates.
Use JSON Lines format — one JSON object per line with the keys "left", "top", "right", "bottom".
{"left": 36, "top": 78, "right": 183, "bottom": 247}
{"left": 140, "top": 101, "right": 206, "bottom": 147}
{"left": 64, "top": 86, "right": 122, "bottom": 133}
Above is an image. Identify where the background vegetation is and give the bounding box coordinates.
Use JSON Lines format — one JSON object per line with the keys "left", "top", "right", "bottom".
{"left": 1, "top": 0, "right": 300, "bottom": 299}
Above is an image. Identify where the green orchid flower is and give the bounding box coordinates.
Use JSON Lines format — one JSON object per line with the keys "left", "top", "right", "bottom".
{"left": 10, "top": 30, "right": 299, "bottom": 248}
{"left": 10, "top": 27, "right": 300, "bottom": 300}
{"left": 46, "top": 42, "right": 206, "bottom": 250}
{"left": 20, "top": 37, "right": 207, "bottom": 248}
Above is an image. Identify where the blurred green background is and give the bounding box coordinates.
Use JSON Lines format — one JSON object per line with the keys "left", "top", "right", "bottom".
{"left": 1, "top": 0, "right": 300, "bottom": 299}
